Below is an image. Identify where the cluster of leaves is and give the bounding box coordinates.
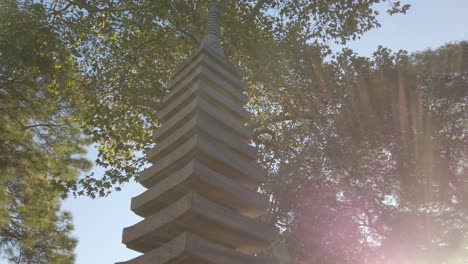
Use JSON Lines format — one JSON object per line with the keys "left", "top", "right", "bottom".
{"left": 253, "top": 41, "right": 468, "bottom": 263}
{"left": 1, "top": 0, "right": 415, "bottom": 262}
{"left": 27, "top": 0, "right": 411, "bottom": 197}
{"left": 0, "top": 1, "right": 91, "bottom": 262}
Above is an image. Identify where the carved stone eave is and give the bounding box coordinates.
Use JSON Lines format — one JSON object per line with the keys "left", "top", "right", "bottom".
{"left": 118, "top": 2, "right": 279, "bottom": 263}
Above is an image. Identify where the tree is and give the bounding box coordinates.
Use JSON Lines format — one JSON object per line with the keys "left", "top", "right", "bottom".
{"left": 256, "top": 42, "right": 467, "bottom": 263}
{"left": 19, "top": 0, "right": 411, "bottom": 196}
{"left": 0, "top": 1, "right": 91, "bottom": 262}
{"left": 1, "top": 0, "right": 414, "bottom": 262}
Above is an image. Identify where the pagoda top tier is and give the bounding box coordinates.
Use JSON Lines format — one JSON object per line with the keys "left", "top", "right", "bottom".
{"left": 200, "top": 1, "right": 225, "bottom": 59}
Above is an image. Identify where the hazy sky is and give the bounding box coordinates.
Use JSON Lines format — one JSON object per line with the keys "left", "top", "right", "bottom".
{"left": 28, "top": 1, "right": 468, "bottom": 263}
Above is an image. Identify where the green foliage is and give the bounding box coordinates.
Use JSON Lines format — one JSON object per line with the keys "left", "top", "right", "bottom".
{"left": 254, "top": 42, "right": 468, "bottom": 263}
{"left": 0, "top": 1, "right": 90, "bottom": 262}
{"left": 1, "top": 0, "right": 419, "bottom": 262}
{"left": 19, "top": 0, "right": 410, "bottom": 197}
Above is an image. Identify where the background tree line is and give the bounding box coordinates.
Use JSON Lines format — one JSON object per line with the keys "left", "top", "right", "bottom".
{"left": 256, "top": 42, "right": 467, "bottom": 263}
{"left": 1, "top": 0, "right": 466, "bottom": 263}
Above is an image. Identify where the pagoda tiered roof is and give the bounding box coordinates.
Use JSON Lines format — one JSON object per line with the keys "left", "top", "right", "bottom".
{"left": 118, "top": 2, "right": 279, "bottom": 263}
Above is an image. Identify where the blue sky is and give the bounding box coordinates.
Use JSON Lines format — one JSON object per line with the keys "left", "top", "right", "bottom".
{"left": 53, "top": 1, "right": 468, "bottom": 263}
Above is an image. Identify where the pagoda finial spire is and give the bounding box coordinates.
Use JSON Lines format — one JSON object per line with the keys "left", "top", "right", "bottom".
{"left": 200, "top": 1, "right": 225, "bottom": 59}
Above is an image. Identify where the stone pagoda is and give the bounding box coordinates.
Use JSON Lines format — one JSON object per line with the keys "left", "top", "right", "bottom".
{"left": 118, "top": 2, "right": 279, "bottom": 263}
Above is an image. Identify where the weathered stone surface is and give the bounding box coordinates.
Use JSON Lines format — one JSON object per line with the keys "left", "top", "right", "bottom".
{"left": 117, "top": 233, "right": 278, "bottom": 264}
{"left": 140, "top": 134, "right": 265, "bottom": 189}
{"left": 122, "top": 193, "right": 278, "bottom": 253}
{"left": 172, "top": 44, "right": 244, "bottom": 80}
{"left": 163, "top": 51, "right": 248, "bottom": 108}
{"left": 146, "top": 113, "right": 257, "bottom": 163}
{"left": 118, "top": 5, "right": 279, "bottom": 263}
{"left": 131, "top": 160, "right": 269, "bottom": 218}
{"left": 152, "top": 96, "right": 253, "bottom": 143}
{"left": 158, "top": 79, "right": 251, "bottom": 123}
{"left": 167, "top": 48, "right": 245, "bottom": 92}
{"left": 200, "top": 2, "right": 224, "bottom": 59}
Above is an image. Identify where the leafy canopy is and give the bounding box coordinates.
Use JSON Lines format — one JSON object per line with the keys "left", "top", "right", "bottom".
{"left": 257, "top": 42, "right": 468, "bottom": 263}
{"left": 23, "top": 0, "right": 410, "bottom": 196}
{"left": 0, "top": 1, "right": 90, "bottom": 262}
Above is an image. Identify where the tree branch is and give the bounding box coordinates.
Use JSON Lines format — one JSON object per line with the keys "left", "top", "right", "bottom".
{"left": 65, "top": 0, "right": 152, "bottom": 13}
{"left": 169, "top": 1, "right": 200, "bottom": 45}
{"left": 23, "top": 123, "right": 63, "bottom": 130}
{"left": 250, "top": 112, "right": 319, "bottom": 129}
{"left": 246, "top": 0, "right": 266, "bottom": 25}
{"left": 176, "top": 27, "right": 200, "bottom": 45}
